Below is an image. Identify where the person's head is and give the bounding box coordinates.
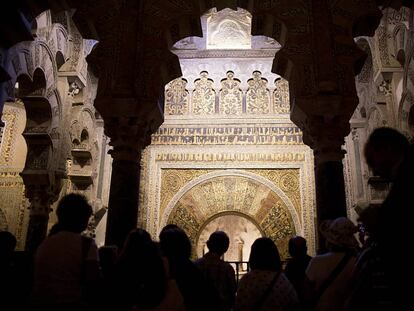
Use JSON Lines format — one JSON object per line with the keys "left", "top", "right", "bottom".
{"left": 364, "top": 127, "right": 410, "bottom": 180}
{"left": 118, "top": 228, "right": 167, "bottom": 309}
{"left": 120, "top": 228, "right": 152, "bottom": 259}
{"left": 159, "top": 225, "right": 192, "bottom": 260}
{"left": 319, "top": 217, "right": 359, "bottom": 252}
{"left": 249, "top": 237, "right": 282, "bottom": 271}
{"left": 56, "top": 193, "right": 92, "bottom": 233}
{"left": 159, "top": 224, "right": 180, "bottom": 237}
{"left": 206, "top": 231, "right": 230, "bottom": 256}
{"left": 0, "top": 231, "right": 17, "bottom": 258}
{"left": 288, "top": 235, "right": 308, "bottom": 257}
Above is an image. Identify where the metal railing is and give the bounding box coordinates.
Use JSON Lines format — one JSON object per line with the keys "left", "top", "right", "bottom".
{"left": 226, "top": 261, "right": 250, "bottom": 286}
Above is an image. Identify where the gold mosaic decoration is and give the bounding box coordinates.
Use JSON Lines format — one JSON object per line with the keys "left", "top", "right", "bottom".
{"left": 192, "top": 72, "right": 215, "bottom": 115}
{"left": 274, "top": 78, "right": 290, "bottom": 114}
{"left": 0, "top": 109, "right": 18, "bottom": 166}
{"left": 160, "top": 169, "right": 212, "bottom": 216}
{"left": 246, "top": 169, "right": 302, "bottom": 218}
{"left": 161, "top": 170, "right": 298, "bottom": 259}
{"left": 219, "top": 71, "right": 242, "bottom": 115}
{"left": 246, "top": 71, "right": 270, "bottom": 114}
{"left": 0, "top": 172, "right": 29, "bottom": 250}
{"left": 165, "top": 78, "right": 189, "bottom": 115}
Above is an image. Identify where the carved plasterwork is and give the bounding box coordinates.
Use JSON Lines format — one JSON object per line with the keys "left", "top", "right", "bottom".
{"left": 139, "top": 142, "right": 316, "bottom": 255}
{"left": 219, "top": 71, "right": 242, "bottom": 115}
{"left": 245, "top": 169, "right": 301, "bottom": 218}
{"left": 0, "top": 172, "right": 29, "bottom": 250}
{"left": 207, "top": 8, "right": 252, "bottom": 50}
{"left": 246, "top": 71, "right": 270, "bottom": 114}
{"left": 0, "top": 208, "right": 7, "bottom": 231}
{"left": 165, "top": 78, "right": 189, "bottom": 115}
{"left": 152, "top": 124, "right": 303, "bottom": 145}
{"left": 274, "top": 78, "right": 290, "bottom": 114}
{"left": 163, "top": 172, "right": 296, "bottom": 258}
{"left": 192, "top": 72, "right": 215, "bottom": 115}
{"left": 0, "top": 109, "right": 18, "bottom": 166}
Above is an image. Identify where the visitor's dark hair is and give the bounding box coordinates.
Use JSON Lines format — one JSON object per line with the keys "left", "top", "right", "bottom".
{"left": 117, "top": 228, "right": 167, "bottom": 309}
{"left": 56, "top": 193, "right": 92, "bottom": 233}
{"left": 288, "top": 235, "right": 307, "bottom": 257}
{"left": 207, "top": 231, "right": 230, "bottom": 256}
{"left": 249, "top": 237, "right": 282, "bottom": 271}
{"left": 159, "top": 225, "right": 192, "bottom": 260}
{"left": 0, "top": 231, "right": 17, "bottom": 255}
{"left": 364, "top": 127, "right": 410, "bottom": 166}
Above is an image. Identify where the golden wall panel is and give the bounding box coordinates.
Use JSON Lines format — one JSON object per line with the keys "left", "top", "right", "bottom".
{"left": 162, "top": 172, "right": 296, "bottom": 258}
{"left": 246, "top": 169, "right": 302, "bottom": 221}
{"left": 0, "top": 109, "right": 18, "bottom": 166}
{"left": 0, "top": 172, "right": 29, "bottom": 250}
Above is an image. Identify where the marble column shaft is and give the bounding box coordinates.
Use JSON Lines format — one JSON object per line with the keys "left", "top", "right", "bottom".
{"left": 105, "top": 156, "right": 141, "bottom": 248}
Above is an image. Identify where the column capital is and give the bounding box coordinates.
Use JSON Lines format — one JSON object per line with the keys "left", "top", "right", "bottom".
{"left": 104, "top": 116, "right": 157, "bottom": 162}
{"left": 25, "top": 186, "right": 55, "bottom": 216}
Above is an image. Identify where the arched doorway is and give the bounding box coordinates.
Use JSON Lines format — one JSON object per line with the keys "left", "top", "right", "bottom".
{"left": 196, "top": 212, "right": 263, "bottom": 262}
{"left": 163, "top": 174, "right": 298, "bottom": 259}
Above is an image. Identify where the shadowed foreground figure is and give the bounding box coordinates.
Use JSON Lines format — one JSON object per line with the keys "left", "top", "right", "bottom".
{"left": 304, "top": 217, "right": 358, "bottom": 311}
{"left": 195, "top": 231, "right": 236, "bottom": 311}
{"left": 159, "top": 225, "right": 221, "bottom": 311}
{"left": 30, "top": 194, "right": 100, "bottom": 311}
{"left": 284, "top": 235, "right": 312, "bottom": 302}
{"left": 114, "top": 228, "right": 185, "bottom": 311}
{"left": 234, "top": 237, "right": 300, "bottom": 311}
{"left": 0, "top": 231, "right": 32, "bottom": 311}
{"left": 346, "top": 127, "right": 414, "bottom": 311}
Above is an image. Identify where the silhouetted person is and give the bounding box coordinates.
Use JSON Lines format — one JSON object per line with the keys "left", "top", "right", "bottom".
{"left": 346, "top": 127, "right": 413, "bottom": 311}
{"left": 304, "top": 217, "right": 358, "bottom": 311}
{"left": 97, "top": 245, "right": 118, "bottom": 308}
{"left": 98, "top": 245, "right": 117, "bottom": 281}
{"left": 0, "top": 230, "right": 16, "bottom": 259}
{"left": 195, "top": 231, "right": 236, "bottom": 311}
{"left": 0, "top": 231, "right": 33, "bottom": 311}
{"left": 115, "top": 228, "right": 185, "bottom": 311}
{"left": 361, "top": 127, "right": 413, "bottom": 243}
{"left": 0, "top": 231, "right": 19, "bottom": 310}
{"left": 30, "top": 194, "right": 100, "bottom": 311}
{"left": 234, "top": 237, "right": 300, "bottom": 311}
{"left": 284, "top": 235, "right": 312, "bottom": 302}
{"left": 159, "top": 225, "right": 220, "bottom": 311}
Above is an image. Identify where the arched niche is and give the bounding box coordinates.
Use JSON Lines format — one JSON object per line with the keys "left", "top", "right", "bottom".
{"left": 196, "top": 211, "right": 263, "bottom": 263}
{"left": 356, "top": 38, "right": 374, "bottom": 84}
{"left": 163, "top": 173, "right": 299, "bottom": 259}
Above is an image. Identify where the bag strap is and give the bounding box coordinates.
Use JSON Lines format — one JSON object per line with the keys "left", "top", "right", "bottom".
{"left": 253, "top": 271, "right": 282, "bottom": 311}
{"left": 314, "top": 253, "right": 352, "bottom": 302}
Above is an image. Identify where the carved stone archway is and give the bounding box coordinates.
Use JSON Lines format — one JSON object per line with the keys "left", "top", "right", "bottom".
{"left": 196, "top": 211, "right": 263, "bottom": 262}
{"left": 0, "top": 208, "right": 8, "bottom": 231}
{"left": 162, "top": 173, "right": 299, "bottom": 259}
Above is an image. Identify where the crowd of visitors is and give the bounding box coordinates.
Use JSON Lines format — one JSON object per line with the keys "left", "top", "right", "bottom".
{"left": 1, "top": 126, "right": 410, "bottom": 311}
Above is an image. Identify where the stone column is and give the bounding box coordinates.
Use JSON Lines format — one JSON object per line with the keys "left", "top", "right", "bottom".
{"left": 102, "top": 115, "right": 155, "bottom": 248}
{"left": 313, "top": 144, "right": 347, "bottom": 222}
{"left": 303, "top": 119, "right": 350, "bottom": 253}
{"left": 105, "top": 145, "right": 142, "bottom": 248}
{"left": 24, "top": 187, "right": 54, "bottom": 253}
